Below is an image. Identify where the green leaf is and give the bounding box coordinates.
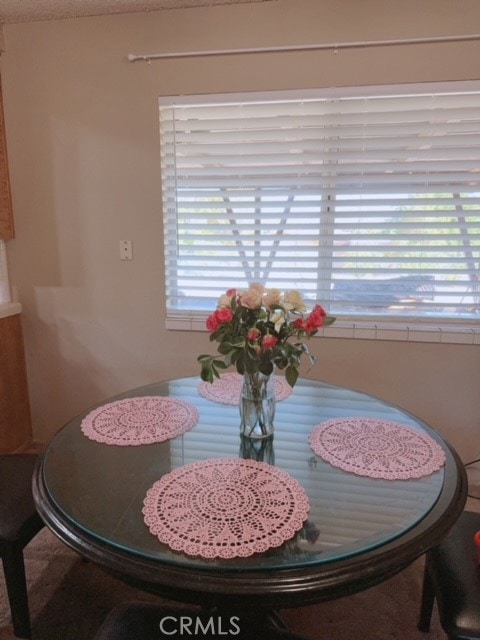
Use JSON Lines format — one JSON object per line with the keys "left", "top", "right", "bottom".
{"left": 229, "top": 337, "right": 246, "bottom": 348}
{"left": 217, "top": 342, "right": 234, "bottom": 355}
{"left": 200, "top": 366, "right": 214, "bottom": 383}
{"left": 285, "top": 365, "right": 299, "bottom": 388}
{"left": 211, "top": 366, "right": 222, "bottom": 380}
{"left": 235, "top": 351, "right": 245, "bottom": 375}
{"left": 276, "top": 345, "right": 288, "bottom": 358}
{"left": 259, "top": 361, "right": 274, "bottom": 376}
{"left": 274, "top": 357, "right": 288, "bottom": 370}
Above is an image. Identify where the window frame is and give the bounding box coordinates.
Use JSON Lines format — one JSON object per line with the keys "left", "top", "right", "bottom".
{"left": 160, "top": 81, "right": 480, "bottom": 345}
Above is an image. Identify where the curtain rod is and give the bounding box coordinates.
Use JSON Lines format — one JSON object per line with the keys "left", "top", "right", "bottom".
{"left": 127, "top": 33, "right": 480, "bottom": 63}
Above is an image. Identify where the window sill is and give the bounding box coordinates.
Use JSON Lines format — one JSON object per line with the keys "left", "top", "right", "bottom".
{"left": 166, "top": 313, "right": 480, "bottom": 345}
{"left": 0, "top": 302, "right": 22, "bottom": 319}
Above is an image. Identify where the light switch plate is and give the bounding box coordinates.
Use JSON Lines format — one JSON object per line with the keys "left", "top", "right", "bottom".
{"left": 119, "top": 240, "right": 133, "bottom": 261}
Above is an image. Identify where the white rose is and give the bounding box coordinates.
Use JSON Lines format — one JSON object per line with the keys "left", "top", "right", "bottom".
{"left": 269, "top": 310, "right": 286, "bottom": 333}
{"left": 283, "top": 289, "right": 307, "bottom": 312}
{"left": 239, "top": 283, "right": 265, "bottom": 309}
{"left": 217, "top": 293, "right": 233, "bottom": 308}
{"left": 264, "top": 288, "right": 282, "bottom": 309}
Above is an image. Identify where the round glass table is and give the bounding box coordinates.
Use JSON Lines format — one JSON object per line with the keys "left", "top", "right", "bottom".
{"left": 33, "top": 376, "right": 467, "bottom": 610}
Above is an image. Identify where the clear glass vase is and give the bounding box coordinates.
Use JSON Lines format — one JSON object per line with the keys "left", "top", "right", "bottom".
{"left": 239, "top": 433, "right": 275, "bottom": 464}
{"left": 239, "top": 371, "right": 275, "bottom": 440}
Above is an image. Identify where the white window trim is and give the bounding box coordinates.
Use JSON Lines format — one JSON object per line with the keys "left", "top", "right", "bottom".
{"left": 165, "top": 311, "right": 480, "bottom": 344}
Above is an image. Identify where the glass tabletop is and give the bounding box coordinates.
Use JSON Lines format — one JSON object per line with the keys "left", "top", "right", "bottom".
{"left": 39, "top": 376, "right": 451, "bottom": 572}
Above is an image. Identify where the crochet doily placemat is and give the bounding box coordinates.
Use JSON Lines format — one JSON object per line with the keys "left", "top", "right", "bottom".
{"left": 198, "top": 372, "right": 292, "bottom": 405}
{"left": 309, "top": 417, "right": 446, "bottom": 480}
{"left": 143, "top": 458, "right": 310, "bottom": 559}
{"left": 81, "top": 396, "right": 199, "bottom": 446}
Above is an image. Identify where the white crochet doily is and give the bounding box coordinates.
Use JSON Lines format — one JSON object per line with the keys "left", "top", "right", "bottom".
{"left": 81, "top": 396, "right": 199, "bottom": 445}
{"left": 309, "top": 417, "right": 446, "bottom": 480}
{"left": 143, "top": 457, "right": 310, "bottom": 559}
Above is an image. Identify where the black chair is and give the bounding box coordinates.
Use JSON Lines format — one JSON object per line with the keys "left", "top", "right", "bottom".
{"left": 0, "top": 453, "right": 44, "bottom": 639}
{"left": 93, "top": 601, "right": 310, "bottom": 640}
{"left": 418, "top": 510, "right": 480, "bottom": 640}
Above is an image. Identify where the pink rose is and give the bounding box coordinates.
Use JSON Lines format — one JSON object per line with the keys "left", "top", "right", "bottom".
{"left": 261, "top": 334, "right": 278, "bottom": 350}
{"left": 311, "top": 304, "right": 327, "bottom": 318}
{"left": 215, "top": 308, "right": 233, "bottom": 324}
{"left": 206, "top": 314, "right": 220, "bottom": 332}
{"left": 305, "top": 305, "right": 326, "bottom": 333}
{"left": 294, "top": 318, "right": 307, "bottom": 331}
{"left": 247, "top": 327, "right": 262, "bottom": 341}
{"left": 305, "top": 318, "right": 322, "bottom": 333}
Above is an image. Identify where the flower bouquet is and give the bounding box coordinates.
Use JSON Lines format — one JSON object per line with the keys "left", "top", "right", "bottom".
{"left": 198, "top": 284, "right": 335, "bottom": 388}
{"left": 198, "top": 284, "right": 335, "bottom": 438}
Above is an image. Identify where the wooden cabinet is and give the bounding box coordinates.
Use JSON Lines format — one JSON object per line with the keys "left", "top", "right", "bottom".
{"left": 0, "top": 73, "right": 31, "bottom": 450}
{"left": 0, "top": 313, "right": 32, "bottom": 451}
{"left": 0, "top": 75, "right": 14, "bottom": 240}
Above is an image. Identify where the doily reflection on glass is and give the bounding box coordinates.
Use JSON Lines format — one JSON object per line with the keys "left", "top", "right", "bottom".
{"left": 142, "top": 458, "right": 310, "bottom": 559}
{"left": 309, "top": 417, "right": 446, "bottom": 480}
{"left": 198, "top": 372, "right": 292, "bottom": 405}
{"left": 81, "top": 396, "right": 199, "bottom": 446}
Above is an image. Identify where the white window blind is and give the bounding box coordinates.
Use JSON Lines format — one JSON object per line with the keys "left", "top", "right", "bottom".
{"left": 159, "top": 84, "right": 480, "bottom": 339}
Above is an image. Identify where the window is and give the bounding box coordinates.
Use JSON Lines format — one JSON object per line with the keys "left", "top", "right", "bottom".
{"left": 159, "top": 83, "right": 480, "bottom": 343}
